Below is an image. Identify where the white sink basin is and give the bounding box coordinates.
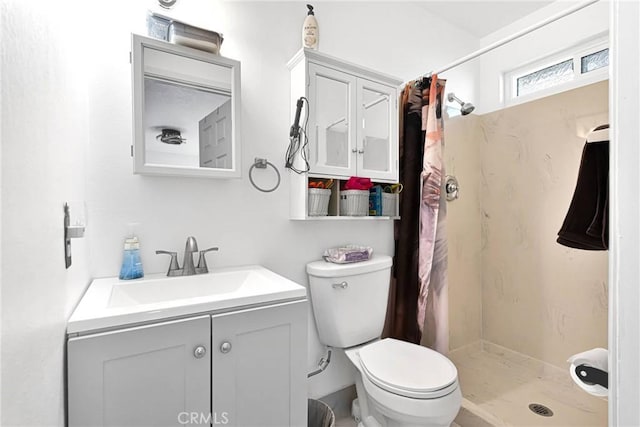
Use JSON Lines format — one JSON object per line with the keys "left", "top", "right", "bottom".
{"left": 108, "top": 270, "right": 257, "bottom": 308}
{"left": 68, "top": 265, "right": 307, "bottom": 334}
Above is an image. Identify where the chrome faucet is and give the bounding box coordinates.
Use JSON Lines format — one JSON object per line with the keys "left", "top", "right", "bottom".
{"left": 182, "top": 236, "right": 198, "bottom": 276}
{"left": 156, "top": 236, "right": 218, "bottom": 276}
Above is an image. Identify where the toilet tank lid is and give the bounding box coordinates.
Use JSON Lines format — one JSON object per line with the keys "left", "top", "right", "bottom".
{"left": 306, "top": 255, "right": 392, "bottom": 277}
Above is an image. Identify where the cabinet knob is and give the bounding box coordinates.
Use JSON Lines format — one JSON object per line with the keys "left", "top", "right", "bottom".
{"left": 220, "top": 341, "right": 232, "bottom": 354}
{"left": 194, "top": 345, "right": 207, "bottom": 359}
{"left": 351, "top": 148, "right": 358, "bottom": 154}
{"left": 357, "top": 149, "right": 365, "bottom": 154}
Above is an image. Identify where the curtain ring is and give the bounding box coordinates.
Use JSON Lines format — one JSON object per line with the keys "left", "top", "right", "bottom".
{"left": 249, "top": 158, "right": 281, "bottom": 193}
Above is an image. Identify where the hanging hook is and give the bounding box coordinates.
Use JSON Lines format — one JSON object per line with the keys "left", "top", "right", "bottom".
{"left": 415, "top": 73, "right": 435, "bottom": 90}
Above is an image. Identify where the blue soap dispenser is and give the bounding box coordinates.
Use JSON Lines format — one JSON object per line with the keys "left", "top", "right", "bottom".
{"left": 119, "top": 228, "right": 144, "bottom": 280}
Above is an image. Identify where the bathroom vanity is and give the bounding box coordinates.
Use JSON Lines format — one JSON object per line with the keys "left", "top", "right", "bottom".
{"left": 66, "top": 266, "right": 308, "bottom": 427}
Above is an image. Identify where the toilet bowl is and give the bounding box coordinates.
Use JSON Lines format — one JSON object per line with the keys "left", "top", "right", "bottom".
{"left": 346, "top": 339, "right": 461, "bottom": 427}
{"left": 306, "top": 255, "right": 461, "bottom": 427}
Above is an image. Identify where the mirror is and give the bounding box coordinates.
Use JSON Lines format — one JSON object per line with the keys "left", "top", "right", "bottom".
{"left": 361, "top": 87, "right": 390, "bottom": 172}
{"left": 132, "top": 34, "right": 241, "bottom": 178}
{"left": 315, "top": 73, "right": 351, "bottom": 169}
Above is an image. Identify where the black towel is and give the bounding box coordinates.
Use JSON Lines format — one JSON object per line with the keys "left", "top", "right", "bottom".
{"left": 557, "top": 140, "right": 609, "bottom": 250}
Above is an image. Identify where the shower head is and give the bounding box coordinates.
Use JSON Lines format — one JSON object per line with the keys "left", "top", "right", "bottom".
{"left": 447, "top": 93, "right": 475, "bottom": 116}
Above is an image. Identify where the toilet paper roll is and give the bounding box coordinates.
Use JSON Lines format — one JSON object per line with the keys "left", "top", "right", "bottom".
{"left": 567, "top": 348, "right": 608, "bottom": 397}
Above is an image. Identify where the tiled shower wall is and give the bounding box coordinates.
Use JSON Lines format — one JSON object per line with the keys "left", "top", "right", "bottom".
{"left": 445, "top": 115, "right": 483, "bottom": 351}
{"left": 447, "top": 81, "right": 609, "bottom": 368}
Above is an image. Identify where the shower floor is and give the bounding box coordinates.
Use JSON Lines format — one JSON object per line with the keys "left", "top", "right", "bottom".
{"left": 449, "top": 341, "right": 607, "bottom": 426}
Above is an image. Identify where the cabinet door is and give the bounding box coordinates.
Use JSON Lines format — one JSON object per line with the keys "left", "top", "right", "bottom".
{"left": 308, "top": 63, "right": 357, "bottom": 177}
{"left": 68, "top": 316, "right": 210, "bottom": 427}
{"left": 356, "top": 78, "right": 399, "bottom": 182}
{"left": 212, "top": 300, "right": 308, "bottom": 427}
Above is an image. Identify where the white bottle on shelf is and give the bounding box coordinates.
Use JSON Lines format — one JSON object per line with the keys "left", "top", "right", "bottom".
{"left": 302, "top": 4, "right": 319, "bottom": 50}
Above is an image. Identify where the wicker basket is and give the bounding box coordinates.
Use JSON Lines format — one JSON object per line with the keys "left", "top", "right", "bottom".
{"left": 308, "top": 188, "right": 331, "bottom": 216}
{"left": 339, "top": 190, "right": 369, "bottom": 216}
{"left": 382, "top": 193, "right": 399, "bottom": 217}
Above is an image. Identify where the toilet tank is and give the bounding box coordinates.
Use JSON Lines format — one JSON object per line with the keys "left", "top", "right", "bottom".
{"left": 306, "top": 255, "right": 392, "bottom": 348}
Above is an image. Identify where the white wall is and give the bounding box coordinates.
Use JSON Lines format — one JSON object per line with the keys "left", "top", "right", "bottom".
{"left": 0, "top": 2, "right": 3, "bottom": 422}
{"left": 1, "top": 1, "right": 91, "bottom": 425}
{"left": 476, "top": 0, "right": 609, "bottom": 114}
{"left": 1, "top": 1, "right": 480, "bottom": 425}
{"left": 609, "top": 0, "right": 640, "bottom": 424}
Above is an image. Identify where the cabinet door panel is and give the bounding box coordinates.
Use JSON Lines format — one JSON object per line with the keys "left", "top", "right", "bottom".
{"left": 357, "top": 79, "right": 398, "bottom": 182}
{"left": 68, "top": 316, "right": 210, "bottom": 427}
{"left": 308, "top": 63, "right": 357, "bottom": 177}
{"left": 212, "top": 301, "right": 307, "bottom": 427}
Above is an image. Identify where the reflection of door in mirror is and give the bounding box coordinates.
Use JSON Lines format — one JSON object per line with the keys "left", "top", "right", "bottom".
{"left": 144, "top": 77, "right": 231, "bottom": 168}
{"left": 199, "top": 99, "right": 232, "bottom": 168}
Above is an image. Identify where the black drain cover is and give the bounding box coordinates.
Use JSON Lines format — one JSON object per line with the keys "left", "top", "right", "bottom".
{"left": 529, "top": 403, "right": 554, "bottom": 417}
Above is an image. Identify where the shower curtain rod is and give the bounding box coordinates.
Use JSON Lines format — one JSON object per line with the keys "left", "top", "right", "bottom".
{"left": 417, "top": 0, "right": 600, "bottom": 79}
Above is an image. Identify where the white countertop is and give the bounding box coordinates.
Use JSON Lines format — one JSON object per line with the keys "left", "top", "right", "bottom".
{"left": 68, "top": 265, "right": 307, "bottom": 334}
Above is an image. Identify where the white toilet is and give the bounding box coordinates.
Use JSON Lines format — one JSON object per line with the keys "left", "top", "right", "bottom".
{"left": 307, "top": 255, "right": 461, "bottom": 427}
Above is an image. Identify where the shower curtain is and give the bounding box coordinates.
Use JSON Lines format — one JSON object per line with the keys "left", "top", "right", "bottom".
{"left": 384, "top": 81, "right": 424, "bottom": 344}
{"left": 384, "top": 76, "right": 449, "bottom": 354}
{"left": 418, "top": 76, "right": 448, "bottom": 354}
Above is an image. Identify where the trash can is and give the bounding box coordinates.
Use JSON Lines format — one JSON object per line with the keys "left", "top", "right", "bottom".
{"left": 308, "top": 399, "right": 335, "bottom": 427}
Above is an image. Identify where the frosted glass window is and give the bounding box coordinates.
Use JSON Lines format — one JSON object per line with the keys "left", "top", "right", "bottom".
{"left": 506, "top": 39, "right": 608, "bottom": 103}
{"left": 517, "top": 59, "right": 574, "bottom": 96}
{"left": 581, "top": 48, "right": 609, "bottom": 73}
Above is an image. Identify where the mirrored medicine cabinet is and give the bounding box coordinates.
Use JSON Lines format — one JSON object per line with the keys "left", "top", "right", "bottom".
{"left": 131, "top": 34, "right": 241, "bottom": 178}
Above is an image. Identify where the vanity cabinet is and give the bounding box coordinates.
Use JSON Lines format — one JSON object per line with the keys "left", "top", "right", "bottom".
{"left": 68, "top": 316, "right": 210, "bottom": 426}
{"left": 211, "top": 301, "right": 307, "bottom": 426}
{"left": 288, "top": 49, "right": 403, "bottom": 219}
{"left": 67, "top": 300, "right": 307, "bottom": 427}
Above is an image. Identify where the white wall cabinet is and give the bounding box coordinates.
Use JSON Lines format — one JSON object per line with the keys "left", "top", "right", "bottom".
{"left": 291, "top": 49, "right": 401, "bottom": 182}
{"left": 288, "top": 49, "right": 403, "bottom": 219}
{"left": 67, "top": 301, "right": 307, "bottom": 427}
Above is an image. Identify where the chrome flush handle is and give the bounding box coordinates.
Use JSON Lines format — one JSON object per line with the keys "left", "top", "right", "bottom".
{"left": 332, "top": 281, "right": 348, "bottom": 289}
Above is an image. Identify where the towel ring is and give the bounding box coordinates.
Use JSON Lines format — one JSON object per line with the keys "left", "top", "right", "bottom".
{"left": 249, "top": 158, "right": 281, "bottom": 193}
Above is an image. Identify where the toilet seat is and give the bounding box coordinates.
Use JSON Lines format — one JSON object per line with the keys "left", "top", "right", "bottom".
{"left": 358, "top": 338, "right": 458, "bottom": 399}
